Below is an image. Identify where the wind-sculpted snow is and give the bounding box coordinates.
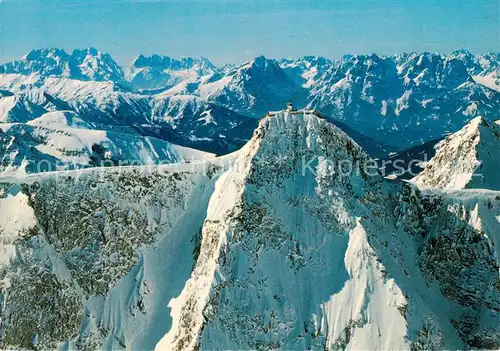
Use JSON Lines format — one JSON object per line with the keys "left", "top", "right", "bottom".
{"left": 413, "top": 116, "right": 500, "bottom": 190}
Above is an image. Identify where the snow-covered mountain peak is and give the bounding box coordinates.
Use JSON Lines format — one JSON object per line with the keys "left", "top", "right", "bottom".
{"left": 1, "top": 47, "right": 124, "bottom": 83}
{"left": 241, "top": 110, "right": 381, "bottom": 199}
{"left": 157, "top": 111, "right": 389, "bottom": 351}
{"left": 125, "top": 54, "right": 217, "bottom": 90}
{"left": 1, "top": 106, "right": 499, "bottom": 349}
{"left": 448, "top": 49, "right": 477, "bottom": 67}
{"left": 72, "top": 47, "right": 125, "bottom": 82}
{"left": 72, "top": 47, "right": 100, "bottom": 57}
{"left": 413, "top": 116, "right": 500, "bottom": 190}
{"left": 158, "top": 109, "right": 500, "bottom": 351}
{"left": 22, "top": 47, "right": 69, "bottom": 61}
{"left": 280, "top": 55, "right": 331, "bottom": 68}
{"left": 130, "top": 54, "right": 216, "bottom": 71}
{"left": 181, "top": 56, "right": 216, "bottom": 71}
{"left": 229, "top": 55, "right": 279, "bottom": 75}
{"left": 196, "top": 57, "right": 306, "bottom": 117}
{"left": 279, "top": 56, "right": 333, "bottom": 88}
{"left": 246, "top": 54, "right": 272, "bottom": 67}
{"left": 254, "top": 110, "right": 368, "bottom": 163}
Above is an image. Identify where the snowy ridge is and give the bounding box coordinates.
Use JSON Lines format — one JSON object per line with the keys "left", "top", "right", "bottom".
{"left": 157, "top": 111, "right": 500, "bottom": 350}
{"left": 305, "top": 51, "right": 500, "bottom": 148}
{"left": 1, "top": 110, "right": 499, "bottom": 350}
{"left": 125, "top": 54, "right": 217, "bottom": 90}
{"left": 0, "top": 110, "right": 215, "bottom": 176}
{"left": 196, "top": 56, "right": 306, "bottom": 118}
{"left": 0, "top": 48, "right": 125, "bottom": 83}
{"left": 0, "top": 156, "right": 235, "bottom": 349}
{"left": 0, "top": 73, "right": 256, "bottom": 156}
{"left": 158, "top": 110, "right": 395, "bottom": 350}
{"left": 413, "top": 116, "right": 500, "bottom": 190}
{"left": 1, "top": 49, "right": 500, "bottom": 158}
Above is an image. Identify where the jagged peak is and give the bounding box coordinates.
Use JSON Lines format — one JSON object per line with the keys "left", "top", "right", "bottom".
{"left": 449, "top": 48, "right": 474, "bottom": 58}
{"left": 448, "top": 116, "right": 499, "bottom": 138}
{"left": 72, "top": 47, "right": 100, "bottom": 56}
{"left": 246, "top": 110, "right": 373, "bottom": 182}
{"left": 131, "top": 54, "right": 216, "bottom": 71}
{"left": 281, "top": 55, "right": 332, "bottom": 65}
{"left": 71, "top": 47, "right": 118, "bottom": 62}
{"left": 478, "top": 51, "right": 500, "bottom": 61}
{"left": 413, "top": 116, "right": 500, "bottom": 190}
{"left": 131, "top": 53, "right": 167, "bottom": 67}
{"left": 22, "top": 48, "right": 69, "bottom": 61}
{"left": 197, "top": 56, "right": 217, "bottom": 69}
{"left": 238, "top": 55, "right": 279, "bottom": 71}
{"left": 252, "top": 54, "right": 269, "bottom": 63}
{"left": 20, "top": 47, "right": 112, "bottom": 62}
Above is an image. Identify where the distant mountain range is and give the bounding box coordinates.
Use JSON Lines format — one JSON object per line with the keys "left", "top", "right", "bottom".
{"left": 0, "top": 48, "right": 499, "bottom": 173}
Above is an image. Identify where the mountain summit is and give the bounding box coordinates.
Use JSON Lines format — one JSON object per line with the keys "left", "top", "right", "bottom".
{"left": 413, "top": 116, "right": 500, "bottom": 190}
{"left": 125, "top": 54, "right": 217, "bottom": 90}
{"left": 0, "top": 110, "right": 499, "bottom": 349}
{"left": 157, "top": 111, "right": 500, "bottom": 350}
{"left": 0, "top": 48, "right": 124, "bottom": 83}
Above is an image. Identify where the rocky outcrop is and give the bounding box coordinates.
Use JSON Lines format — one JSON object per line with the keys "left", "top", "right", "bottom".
{"left": 413, "top": 117, "right": 500, "bottom": 190}
{"left": 1, "top": 112, "right": 499, "bottom": 350}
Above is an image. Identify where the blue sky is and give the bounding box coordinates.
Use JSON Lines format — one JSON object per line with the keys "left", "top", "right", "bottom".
{"left": 0, "top": 0, "right": 498, "bottom": 65}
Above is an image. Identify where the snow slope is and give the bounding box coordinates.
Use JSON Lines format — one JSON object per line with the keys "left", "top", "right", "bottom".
{"left": 157, "top": 111, "right": 500, "bottom": 350}
{"left": 413, "top": 116, "right": 500, "bottom": 190}
{"left": 2, "top": 49, "right": 500, "bottom": 156}
{"left": 0, "top": 110, "right": 215, "bottom": 176}
{"left": 1, "top": 110, "right": 499, "bottom": 351}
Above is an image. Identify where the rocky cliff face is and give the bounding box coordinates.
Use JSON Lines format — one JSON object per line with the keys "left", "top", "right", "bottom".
{"left": 158, "top": 112, "right": 500, "bottom": 350}
{"left": 0, "top": 112, "right": 499, "bottom": 350}
{"left": 2, "top": 49, "right": 498, "bottom": 159}
{"left": 413, "top": 117, "right": 500, "bottom": 190}
{"left": 0, "top": 159, "right": 232, "bottom": 350}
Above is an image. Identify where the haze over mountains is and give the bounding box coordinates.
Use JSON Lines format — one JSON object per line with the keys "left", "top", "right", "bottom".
{"left": 0, "top": 48, "right": 499, "bottom": 175}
